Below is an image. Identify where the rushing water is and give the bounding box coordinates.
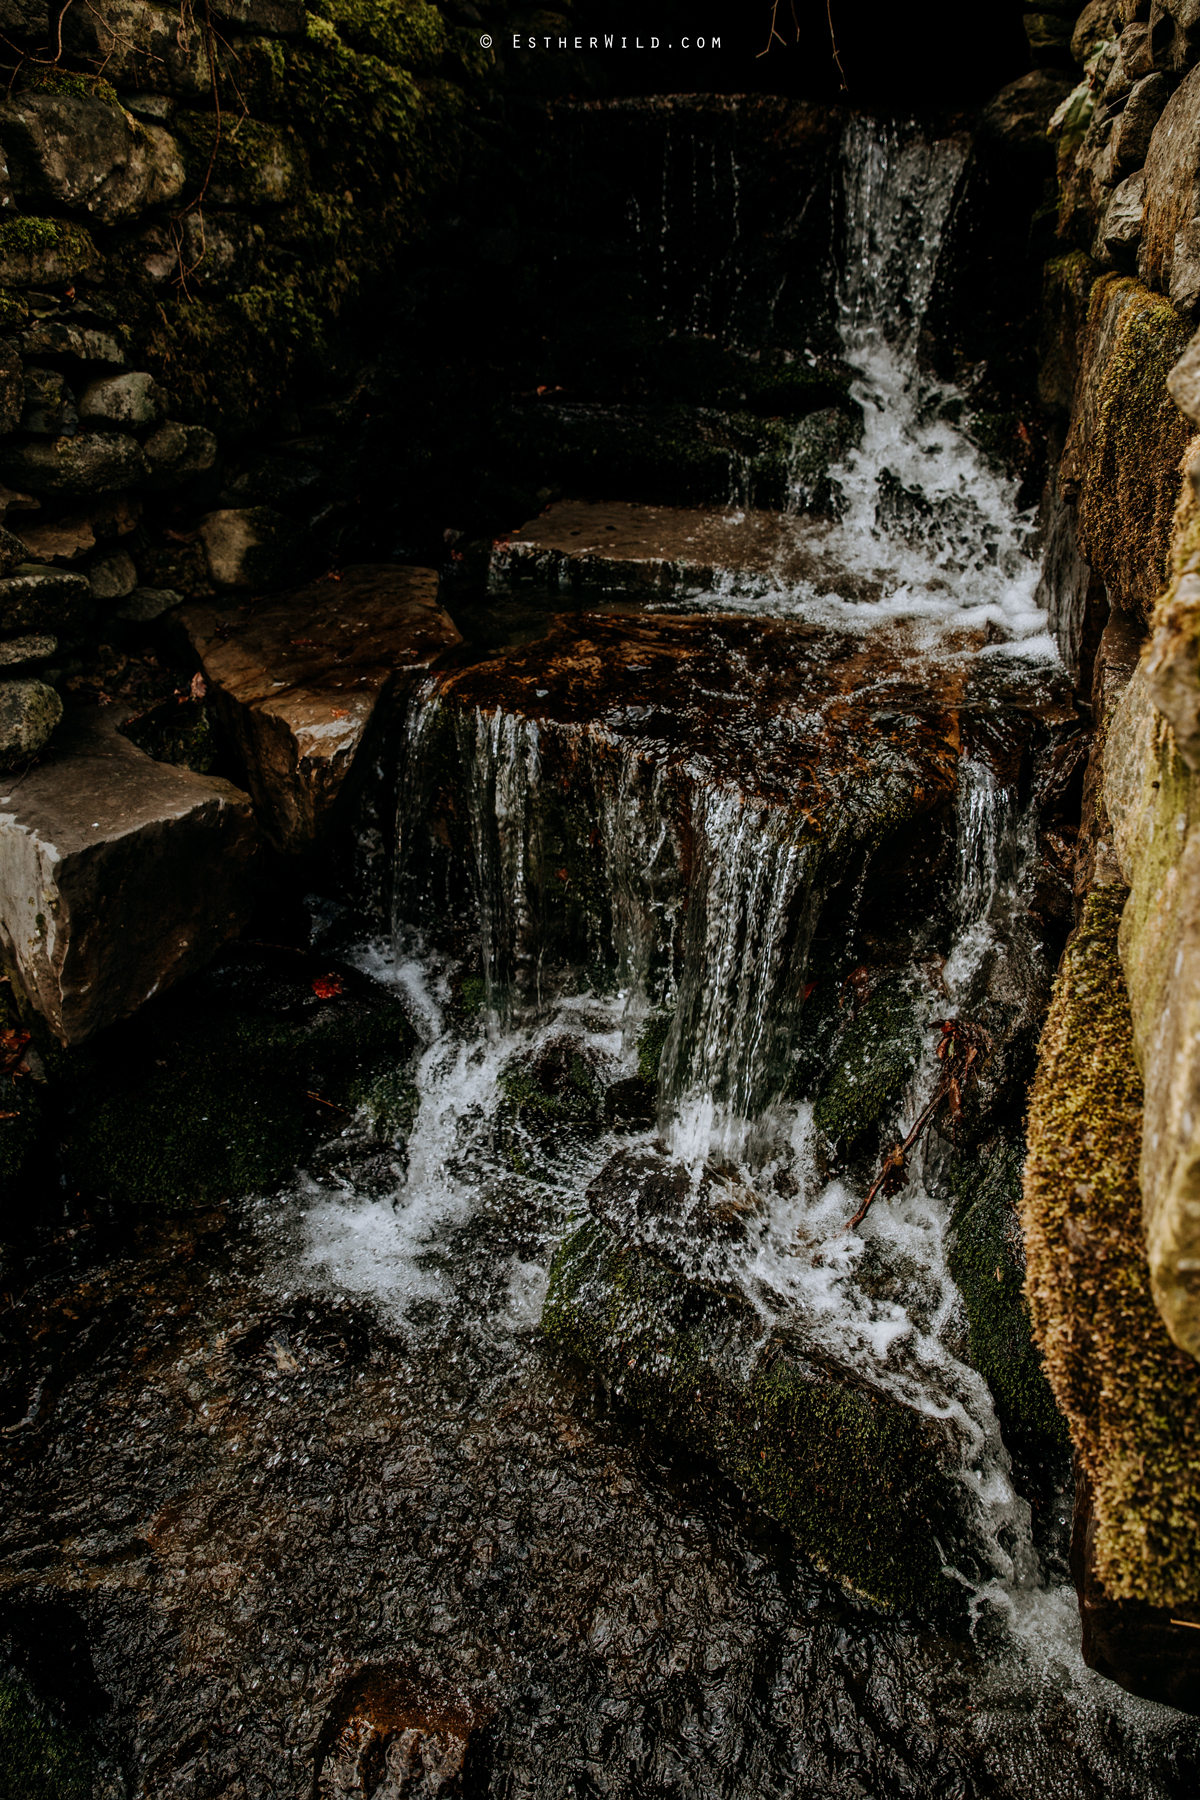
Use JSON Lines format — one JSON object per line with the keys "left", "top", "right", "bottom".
{"left": 4, "top": 111, "right": 1199, "bottom": 1797}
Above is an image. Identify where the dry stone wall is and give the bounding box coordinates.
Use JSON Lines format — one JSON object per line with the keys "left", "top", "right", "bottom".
{"left": 0, "top": 0, "right": 483, "bottom": 775}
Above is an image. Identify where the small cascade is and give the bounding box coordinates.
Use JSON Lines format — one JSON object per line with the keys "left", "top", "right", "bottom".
{"left": 772, "top": 118, "right": 1049, "bottom": 644}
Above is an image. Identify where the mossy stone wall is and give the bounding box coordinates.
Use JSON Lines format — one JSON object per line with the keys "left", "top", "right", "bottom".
{"left": 1023, "top": 885, "right": 1200, "bottom": 1607}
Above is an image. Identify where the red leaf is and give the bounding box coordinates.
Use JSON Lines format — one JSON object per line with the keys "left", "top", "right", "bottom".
{"left": 311, "top": 975, "right": 343, "bottom": 999}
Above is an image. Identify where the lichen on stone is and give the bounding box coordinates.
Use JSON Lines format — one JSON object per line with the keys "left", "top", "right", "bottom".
{"left": 1022, "top": 885, "right": 1200, "bottom": 1606}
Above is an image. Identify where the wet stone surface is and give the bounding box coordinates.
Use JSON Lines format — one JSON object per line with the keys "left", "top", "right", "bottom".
{"left": 3, "top": 1082, "right": 1200, "bottom": 1800}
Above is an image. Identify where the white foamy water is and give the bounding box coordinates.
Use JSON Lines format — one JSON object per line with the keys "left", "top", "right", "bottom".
{"left": 652, "top": 117, "right": 1056, "bottom": 649}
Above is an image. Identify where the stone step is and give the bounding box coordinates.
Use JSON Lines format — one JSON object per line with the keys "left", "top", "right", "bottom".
{"left": 184, "top": 564, "right": 460, "bottom": 855}
{"left": 488, "top": 498, "right": 883, "bottom": 604}
{"left": 0, "top": 708, "right": 259, "bottom": 1044}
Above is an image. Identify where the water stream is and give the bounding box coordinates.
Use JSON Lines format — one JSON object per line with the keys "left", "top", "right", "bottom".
{"left": 4, "top": 111, "right": 1199, "bottom": 1797}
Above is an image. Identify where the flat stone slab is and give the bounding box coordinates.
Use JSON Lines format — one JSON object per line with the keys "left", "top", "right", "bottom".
{"left": 184, "top": 564, "right": 460, "bottom": 853}
{"left": 488, "top": 498, "right": 883, "bottom": 602}
{"left": 0, "top": 708, "right": 259, "bottom": 1044}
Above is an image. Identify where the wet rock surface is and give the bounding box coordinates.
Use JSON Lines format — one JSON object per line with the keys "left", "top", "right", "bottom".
{"left": 489, "top": 499, "right": 882, "bottom": 603}
{"left": 0, "top": 707, "right": 258, "bottom": 1042}
{"left": 542, "top": 1145, "right": 963, "bottom": 1613}
{"left": 184, "top": 566, "right": 460, "bottom": 854}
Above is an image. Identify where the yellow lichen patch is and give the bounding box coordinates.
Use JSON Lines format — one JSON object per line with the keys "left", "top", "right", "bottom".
{"left": 1023, "top": 886, "right": 1200, "bottom": 1606}
{"left": 1066, "top": 276, "right": 1192, "bottom": 626}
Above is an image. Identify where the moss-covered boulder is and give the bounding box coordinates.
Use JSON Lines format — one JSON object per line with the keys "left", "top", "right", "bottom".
{"left": 1061, "top": 275, "right": 1192, "bottom": 626}
{"left": 542, "top": 1145, "right": 962, "bottom": 1613}
{"left": 812, "top": 975, "right": 921, "bottom": 1150}
{"left": 947, "top": 1137, "right": 1067, "bottom": 1471}
{"left": 494, "top": 1032, "right": 608, "bottom": 1178}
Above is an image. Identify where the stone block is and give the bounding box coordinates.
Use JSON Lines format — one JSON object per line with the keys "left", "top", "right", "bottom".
{"left": 0, "top": 566, "right": 90, "bottom": 635}
{"left": 0, "top": 217, "right": 101, "bottom": 288}
{"left": 0, "top": 706, "right": 259, "bottom": 1043}
{"left": 60, "top": 0, "right": 213, "bottom": 96}
{"left": 18, "top": 318, "right": 128, "bottom": 363}
{"left": 143, "top": 421, "right": 217, "bottom": 490}
{"left": 88, "top": 549, "right": 137, "bottom": 601}
{"left": 78, "top": 370, "right": 166, "bottom": 429}
{"left": 212, "top": 0, "right": 306, "bottom": 33}
{"left": 0, "top": 674, "right": 60, "bottom": 770}
{"left": 183, "top": 564, "right": 459, "bottom": 852}
{"left": 196, "top": 505, "right": 311, "bottom": 589}
{"left": 0, "top": 432, "right": 147, "bottom": 496}
{"left": 0, "top": 94, "right": 184, "bottom": 224}
{"left": 0, "top": 336, "right": 21, "bottom": 435}
{"left": 21, "top": 367, "right": 77, "bottom": 437}
{"left": 0, "top": 633, "right": 54, "bottom": 669}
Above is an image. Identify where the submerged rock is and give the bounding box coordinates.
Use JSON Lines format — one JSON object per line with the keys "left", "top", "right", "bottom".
{"left": 541, "top": 1145, "right": 961, "bottom": 1613}
{"left": 185, "top": 564, "right": 461, "bottom": 853}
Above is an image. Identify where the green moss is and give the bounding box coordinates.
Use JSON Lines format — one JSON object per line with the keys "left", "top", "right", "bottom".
{"left": 542, "top": 1214, "right": 959, "bottom": 1612}
{"left": 948, "top": 1139, "right": 1067, "bottom": 1463}
{"left": 495, "top": 1037, "right": 606, "bottom": 1176}
{"left": 812, "top": 976, "right": 920, "bottom": 1145}
{"left": 635, "top": 1010, "right": 672, "bottom": 1085}
{"left": 0, "top": 288, "right": 27, "bottom": 328}
{"left": 0, "top": 1680, "right": 94, "bottom": 1800}
{"left": 307, "top": 0, "right": 447, "bottom": 69}
{"left": 1074, "top": 277, "right": 1192, "bottom": 625}
{"left": 1023, "top": 885, "right": 1200, "bottom": 1606}
{"left": 19, "top": 67, "right": 118, "bottom": 104}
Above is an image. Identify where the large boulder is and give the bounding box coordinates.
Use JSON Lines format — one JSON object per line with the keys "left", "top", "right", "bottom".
{"left": 0, "top": 707, "right": 259, "bottom": 1043}
{"left": 60, "top": 0, "right": 213, "bottom": 96}
{"left": 1059, "top": 275, "right": 1191, "bottom": 625}
{"left": 183, "top": 564, "right": 460, "bottom": 853}
{"left": 1138, "top": 58, "right": 1200, "bottom": 313}
{"left": 0, "top": 566, "right": 91, "bottom": 636}
{"left": 1023, "top": 885, "right": 1200, "bottom": 1709}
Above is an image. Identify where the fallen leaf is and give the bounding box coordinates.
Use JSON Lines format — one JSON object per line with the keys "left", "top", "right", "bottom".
{"left": 330, "top": 708, "right": 349, "bottom": 719}
{"left": 190, "top": 672, "right": 207, "bottom": 701}
{"left": 311, "top": 975, "right": 343, "bottom": 999}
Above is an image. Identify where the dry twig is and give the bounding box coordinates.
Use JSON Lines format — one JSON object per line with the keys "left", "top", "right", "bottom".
{"left": 845, "top": 1018, "right": 992, "bottom": 1231}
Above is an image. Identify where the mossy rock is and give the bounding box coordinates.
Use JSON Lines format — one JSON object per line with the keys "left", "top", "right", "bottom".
{"left": 948, "top": 1137, "right": 1067, "bottom": 1468}
{"left": 1072, "top": 276, "right": 1192, "bottom": 627}
{"left": 0, "top": 1678, "right": 95, "bottom": 1800}
{"left": 812, "top": 976, "right": 921, "bottom": 1147}
{"left": 494, "top": 1033, "right": 607, "bottom": 1177}
{"left": 635, "top": 1009, "right": 672, "bottom": 1086}
{"left": 0, "top": 218, "right": 100, "bottom": 289}
{"left": 542, "top": 1210, "right": 960, "bottom": 1613}
{"left": 64, "top": 948, "right": 418, "bottom": 1210}
{"left": 1023, "top": 884, "right": 1200, "bottom": 1607}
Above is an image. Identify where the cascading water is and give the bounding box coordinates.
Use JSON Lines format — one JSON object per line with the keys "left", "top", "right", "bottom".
{"left": 33, "top": 109, "right": 1190, "bottom": 1797}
